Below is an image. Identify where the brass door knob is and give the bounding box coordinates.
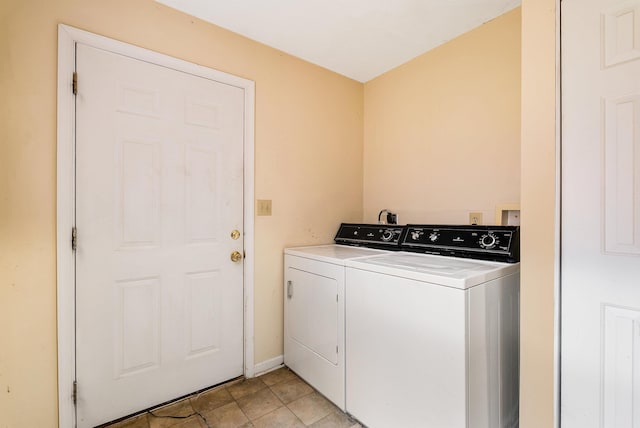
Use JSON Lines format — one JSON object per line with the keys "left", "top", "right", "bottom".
{"left": 230, "top": 251, "right": 243, "bottom": 262}
{"left": 231, "top": 230, "right": 241, "bottom": 240}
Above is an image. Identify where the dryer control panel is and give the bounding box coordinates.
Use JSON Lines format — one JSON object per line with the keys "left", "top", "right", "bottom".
{"left": 334, "top": 223, "right": 404, "bottom": 250}
{"left": 400, "top": 224, "right": 520, "bottom": 263}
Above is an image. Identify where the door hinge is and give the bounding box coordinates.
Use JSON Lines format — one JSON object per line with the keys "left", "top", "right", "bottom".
{"left": 72, "top": 72, "right": 78, "bottom": 95}
{"left": 72, "top": 227, "right": 77, "bottom": 251}
{"left": 287, "top": 280, "right": 293, "bottom": 299}
{"left": 336, "top": 346, "right": 338, "bottom": 354}
{"left": 72, "top": 380, "right": 78, "bottom": 405}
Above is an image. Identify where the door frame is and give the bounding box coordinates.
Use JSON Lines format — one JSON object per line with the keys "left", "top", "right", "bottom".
{"left": 56, "top": 24, "right": 255, "bottom": 428}
{"left": 554, "top": 2, "right": 561, "bottom": 428}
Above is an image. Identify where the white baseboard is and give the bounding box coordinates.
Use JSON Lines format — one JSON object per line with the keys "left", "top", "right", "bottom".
{"left": 253, "top": 355, "right": 284, "bottom": 377}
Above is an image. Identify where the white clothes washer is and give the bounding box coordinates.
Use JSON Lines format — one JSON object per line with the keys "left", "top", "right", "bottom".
{"left": 283, "top": 224, "right": 404, "bottom": 410}
{"left": 345, "top": 225, "right": 520, "bottom": 428}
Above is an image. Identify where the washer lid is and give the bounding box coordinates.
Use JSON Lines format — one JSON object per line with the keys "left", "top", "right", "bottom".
{"left": 345, "top": 252, "right": 520, "bottom": 289}
{"left": 285, "top": 244, "right": 389, "bottom": 264}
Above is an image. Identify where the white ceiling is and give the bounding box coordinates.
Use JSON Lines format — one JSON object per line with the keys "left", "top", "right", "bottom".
{"left": 155, "top": 0, "right": 520, "bottom": 82}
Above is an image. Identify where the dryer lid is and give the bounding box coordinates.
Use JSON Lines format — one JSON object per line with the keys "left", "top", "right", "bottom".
{"left": 285, "top": 244, "right": 388, "bottom": 263}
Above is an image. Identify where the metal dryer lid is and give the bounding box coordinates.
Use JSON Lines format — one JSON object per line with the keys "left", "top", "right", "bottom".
{"left": 285, "top": 244, "right": 389, "bottom": 264}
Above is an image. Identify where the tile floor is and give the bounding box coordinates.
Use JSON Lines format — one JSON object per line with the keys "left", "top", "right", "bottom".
{"left": 103, "top": 367, "right": 361, "bottom": 428}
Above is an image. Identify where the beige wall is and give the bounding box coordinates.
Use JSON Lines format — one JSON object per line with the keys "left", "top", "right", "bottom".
{"left": 0, "top": 1, "right": 363, "bottom": 426}
{"left": 520, "top": 0, "right": 558, "bottom": 427}
{"left": 362, "top": 8, "right": 521, "bottom": 225}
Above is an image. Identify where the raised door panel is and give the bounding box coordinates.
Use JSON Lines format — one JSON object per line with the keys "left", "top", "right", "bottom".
{"left": 602, "top": 305, "right": 640, "bottom": 427}
{"left": 604, "top": 94, "right": 640, "bottom": 255}
{"left": 114, "top": 277, "right": 161, "bottom": 377}
{"left": 185, "top": 270, "right": 222, "bottom": 358}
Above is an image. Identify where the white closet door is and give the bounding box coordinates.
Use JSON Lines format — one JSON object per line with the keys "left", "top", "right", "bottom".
{"left": 562, "top": 0, "right": 640, "bottom": 426}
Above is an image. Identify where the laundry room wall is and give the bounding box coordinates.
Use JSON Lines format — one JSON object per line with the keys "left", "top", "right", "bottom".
{"left": 0, "top": 1, "right": 363, "bottom": 426}
{"left": 362, "top": 7, "right": 521, "bottom": 225}
{"left": 519, "top": 0, "right": 558, "bottom": 426}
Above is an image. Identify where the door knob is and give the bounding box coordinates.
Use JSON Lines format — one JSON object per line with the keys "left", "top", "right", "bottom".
{"left": 230, "top": 251, "right": 243, "bottom": 262}
{"left": 231, "top": 230, "right": 241, "bottom": 240}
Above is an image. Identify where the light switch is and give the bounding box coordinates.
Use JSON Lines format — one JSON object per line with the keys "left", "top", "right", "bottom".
{"left": 257, "top": 199, "right": 272, "bottom": 216}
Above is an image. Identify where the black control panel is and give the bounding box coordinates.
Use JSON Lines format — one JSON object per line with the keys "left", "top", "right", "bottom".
{"left": 400, "top": 224, "right": 520, "bottom": 263}
{"left": 333, "top": 223, "right": 520, "bottom": 263}
{"left": 334, "top": 223, "right": 404, "bottom": 250}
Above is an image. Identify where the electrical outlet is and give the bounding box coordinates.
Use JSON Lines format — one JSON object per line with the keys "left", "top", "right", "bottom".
{"left": 257, "top": 199, "right": 272, "bottom": 216}
{"left": 469, "top": 212, "right": 483, "bottom": 225}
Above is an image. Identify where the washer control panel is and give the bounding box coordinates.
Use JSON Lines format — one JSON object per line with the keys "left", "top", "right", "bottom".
{"left": 334, "top": 223, "right": 404, "bottom": 249}
{"left": 400, "top": 225, "right": 520, "bottom": 263}
{"left": 334, "top": 223, "right": 520, "bottom": 262}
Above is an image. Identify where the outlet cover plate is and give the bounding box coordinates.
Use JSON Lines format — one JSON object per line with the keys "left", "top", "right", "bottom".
{"left": 469, "top": 212, "right": 483, "bottom": 225}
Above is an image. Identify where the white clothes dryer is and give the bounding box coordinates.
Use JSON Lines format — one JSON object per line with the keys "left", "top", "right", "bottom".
{"left": 283, "top": 224, "right": 404, "bottom": 410}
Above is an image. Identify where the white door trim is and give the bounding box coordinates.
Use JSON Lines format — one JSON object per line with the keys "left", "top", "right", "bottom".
{"left": 554, "top": 2, "right": 561, "bottom": 428}
{"left": 56, "top": 24, "right": 255, "bottom": 428}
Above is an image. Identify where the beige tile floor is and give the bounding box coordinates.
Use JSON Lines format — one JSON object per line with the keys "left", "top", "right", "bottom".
{"left": 102, "top": 367, "right": 362, "bottom": 428}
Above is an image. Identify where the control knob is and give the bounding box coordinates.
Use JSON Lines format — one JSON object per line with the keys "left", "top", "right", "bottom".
{"left": 411, "top": 231, "right": 421, "bottom": 240}
{"left": 381, "top": 229, "right": 395, "bottom": 242}
{"left": 480, "top": 233, "right": 497, "bottom": 249}
{"left": 429, "top": 232, "right": 439, "bottom": 242}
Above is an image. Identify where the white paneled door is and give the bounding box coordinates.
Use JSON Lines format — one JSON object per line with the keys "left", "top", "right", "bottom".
{"left": 75, "top": 44, "right": 245, "bottom": 427}
{"left": 562, "top": 0, "right": 640, "bottom": 426}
